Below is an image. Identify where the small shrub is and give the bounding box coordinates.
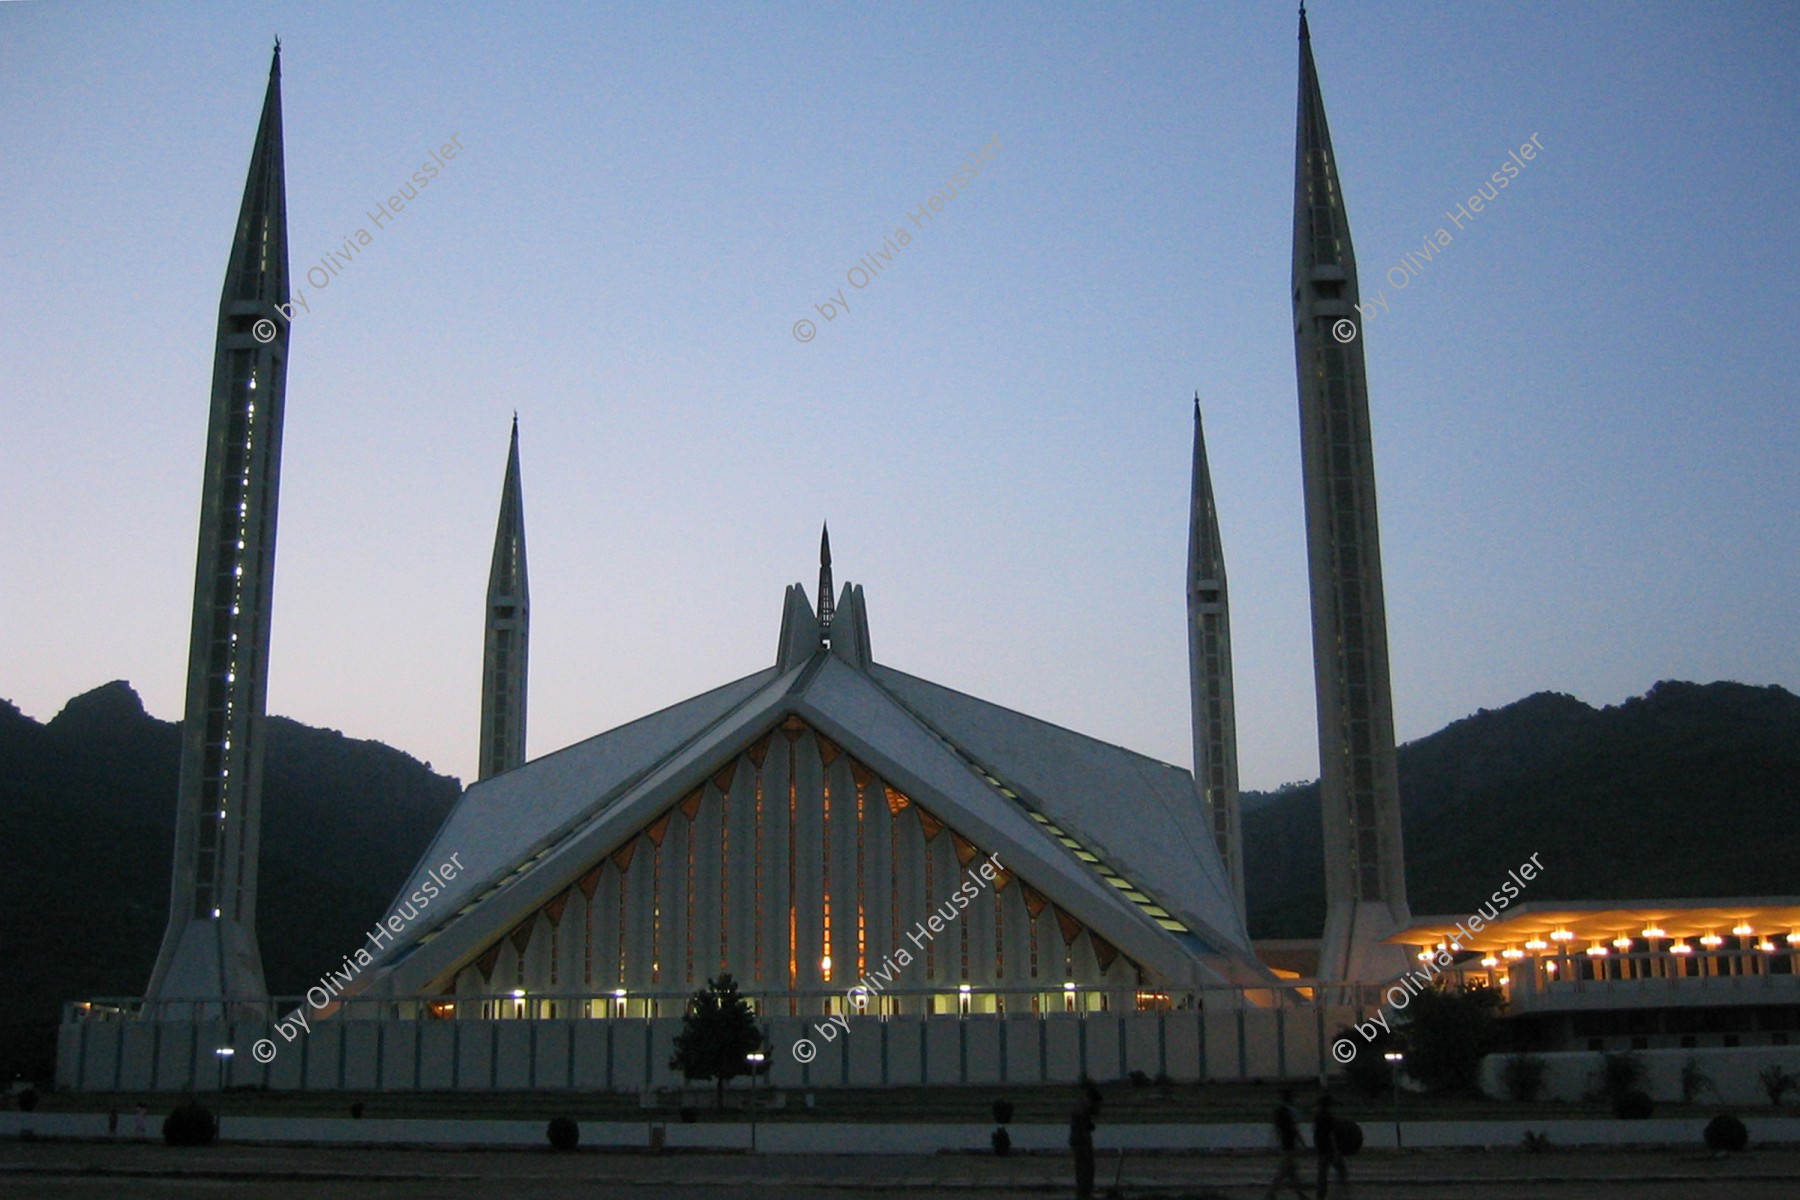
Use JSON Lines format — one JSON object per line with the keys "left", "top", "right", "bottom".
{"left": 1613, "top": 1089, "right": 1654, "bottom": 1120}
{"left": 162, "top": 1103, "right": 217, "bottom": 1146}
{"left": 990, "top": 1126, "right": 1011, "bottom": 1156}
{"left": 1758, "top": 1064, "right": 1798, "bottom": 1107}
{"left": 1704, "top": 1113, "right": 1748, "bottom": 1153}
{"left": 1521, "top": 1130, "right": 1551, "bottom": 1152}
{"left": 547, "top": 1116, "right": 579, "bottom": 1151}
{"left": 1596, "top": 1051, "right": 1646, "bottom": 1105}
{"left": 1680, "top": 1057, "right": 1715, "bottom": 1104}
{"left": 991, "top": 1098, "right": 1014, "bottom": 1125}
{"left": 1334, "top": 1118, "right": 1363, "bottom": 1156}
{"left": 1128, "top": 1069, "right": 1151, "bottom": 1088}
{"left": 1502, "top": 1053, "right": 1548, "bottom": 1103}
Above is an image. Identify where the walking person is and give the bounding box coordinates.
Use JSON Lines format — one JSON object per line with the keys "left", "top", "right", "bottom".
{"left": 1263, "top": 1087, "right": 1310, "bottom": 1199}
{"left": 1069, "top": 1080, "right": 1101, "bottom": 1199}
{"left": 1313, "top": 1093, "right": 1350, "bottom": 1199}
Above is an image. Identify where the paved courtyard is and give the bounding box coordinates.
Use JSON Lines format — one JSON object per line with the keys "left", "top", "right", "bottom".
{"left": 3, "top": 1142, "right": 1799, "bottom": 1199}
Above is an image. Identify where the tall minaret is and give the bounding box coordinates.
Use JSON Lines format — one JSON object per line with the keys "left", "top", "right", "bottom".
{"left": 478, "top": 417, "right": 529, "bottom": 780}
{"left": 1186, "top": 396, "right": 1245, "bottom": 921}
{"left": 147, "top": 44, "right": 290, "bottom": 1006}
{"left": 1291, "top": 9, "right": 1411, "bottom": 984}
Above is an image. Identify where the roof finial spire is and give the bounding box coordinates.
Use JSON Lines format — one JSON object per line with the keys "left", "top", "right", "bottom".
{"left": 1299, "top": 3, "right": 1310, "bottom": 40}
{"left": 817, "top": 522, "right": 835, "bottom": 630}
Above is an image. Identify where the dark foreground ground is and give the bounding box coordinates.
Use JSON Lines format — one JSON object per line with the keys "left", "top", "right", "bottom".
{"left": 2, "top": 1142, "right": 1799, "bottom": 1199}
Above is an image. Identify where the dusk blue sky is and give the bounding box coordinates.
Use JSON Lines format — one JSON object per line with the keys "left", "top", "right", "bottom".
{"left": 4, "top": 2, "right": 1796, "bottom": 791}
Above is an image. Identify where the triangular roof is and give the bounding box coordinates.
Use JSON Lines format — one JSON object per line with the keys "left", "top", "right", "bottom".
{"left": 363, "top": 584, "right": 1274, "bottom": 996}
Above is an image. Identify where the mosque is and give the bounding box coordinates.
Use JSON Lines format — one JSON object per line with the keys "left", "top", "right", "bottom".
{"left": 58, "top": 15, "right": 1797, "bottom": 1095}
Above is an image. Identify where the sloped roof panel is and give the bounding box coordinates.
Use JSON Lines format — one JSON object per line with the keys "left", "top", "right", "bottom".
{"left": 867, "top": 664, "right": 1251, "bottom": 955}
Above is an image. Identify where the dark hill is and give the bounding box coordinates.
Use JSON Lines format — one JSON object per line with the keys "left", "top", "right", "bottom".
{"left": 0, "top": 682, "right": 460, "bottom": 1083}
{"left": 1244, "top": 680, "right": 1800, "bottom": 938}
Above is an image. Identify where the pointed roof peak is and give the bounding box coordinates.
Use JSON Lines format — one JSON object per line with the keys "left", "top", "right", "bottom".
{"left": 1299, "top": 3, "right": 1310, "bottom": 40}
{"left": 816, "top": 522, "right": 836, "bottom": 630}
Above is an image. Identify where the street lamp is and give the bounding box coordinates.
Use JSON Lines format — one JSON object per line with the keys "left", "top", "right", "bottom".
{"left": 214, "top": 1046, "right": 234, "bottom": 1094}
{"left": 745, "top": 1050, "right": 767, "bottom": 1152}
{"left": 1383, "top": 1051, "right": 1405, "bottom": 1150}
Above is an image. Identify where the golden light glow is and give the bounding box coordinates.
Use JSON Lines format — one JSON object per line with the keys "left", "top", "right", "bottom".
{"left": 1587, "top": 944, "right": 1609, "bottom": 956}
{"left": 1524, "top": 938, "right": 1549, "bottom": 952}
{"left": 1613, "top": 935, "right": 1634, "bottom": 949}
{"left": 1733, "top": 924, "right": 1755, "bottom": 936}
{"left": 1480, "top": 955, "right": 1499, "bottom": 968}
{"left": 1700, "top": 933, "right": 1724, "bottom": 947}
{"left": 1759, "top": 940, "right": 1778, "bottom": 952}
{"left": 1670, "top": 940, "right": 1693, "bottom": 955}
{"left": 1643, "top": 926, "right": 1667, "bottom": 939}
{"left": 1551, "top": 929, "right": 1575, "bottom": 942}
{"left": 1502, "top": 948, "right": 1525, "bottom": 960}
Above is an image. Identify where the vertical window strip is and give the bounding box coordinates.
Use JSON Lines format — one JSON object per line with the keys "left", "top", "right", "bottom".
{"left": 754, "top": 764, "right": 764, "bottom": 983}
{"left": 855, "top": 779, "right": 867, "bottom": 977}
{"left": 923, "top": 829, "right": 935, "bottom": 979}
{"left": 712, "top": 773, "right": 720, "bottom": 971}
{"left": 994, "top": 893, "right": 1003, "bottom": 980}
{"left": 686, "top": 806, "right": 697, "bottom": 985}
{"left": 788, "top": 740, "right": 798, "bottom": 1005}
{"left": 651, "top": 837, "right": 662, "bottom": 986}
{"left": 821, "top": 768, "right": 832, "bottom": 982}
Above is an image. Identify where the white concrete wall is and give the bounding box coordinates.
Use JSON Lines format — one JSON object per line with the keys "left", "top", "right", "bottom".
{"left": 60, "top": 1005, "right": 1353, "bottom": 1093}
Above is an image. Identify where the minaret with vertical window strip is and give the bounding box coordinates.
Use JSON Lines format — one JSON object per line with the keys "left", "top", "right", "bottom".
{"left": 1292, "top": 8, "right": 1411, "bottom": 983}
{"left": 147, "top": 44, "right": 289, "bottom": 1006}
{"left": 479, "top": 417, "right": 530, "bottom": 780}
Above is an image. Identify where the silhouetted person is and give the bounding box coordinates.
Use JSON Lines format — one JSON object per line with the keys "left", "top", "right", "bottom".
{"left": 1070, "top": 1081, "right": 1101, "bottom": 1198}
{"left": 1313, "top": 1094, "right": 1349, "bottom": 1198}
{"left": 133, "top": 1101, "right": 147, "bottom": 1138}
{"left": 1264, "top": 1086, "right": 1309, "bottom": 1198}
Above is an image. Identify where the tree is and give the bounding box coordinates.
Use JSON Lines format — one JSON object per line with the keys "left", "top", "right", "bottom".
{"left": 669, "top": 973, "right": 765, "bottom": 1112}
{"left": 1394, "top": 983, "right": 1503, "bottom": 1095}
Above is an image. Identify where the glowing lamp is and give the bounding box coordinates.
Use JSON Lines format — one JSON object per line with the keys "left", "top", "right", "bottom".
{"left": 1670, "top": 941, "right": 1693, "bottom": 955}
{"left": 1551, "top": 929, "right": 1575, "bottom": 942}
{"left": 1524, "top": 938, "right": 1549, "bottom": 952}
{"left": 1586, "top": 944, "right": 1608, "bottom": 956}
{"left": 1700, "top": 933, "right": 1724, "bottom": 948}
{"left": 1732, "top": 924, "right": 1755, "bottom": 937}
{"left": 1612, "top": 935, "right": 1633, "bottom": 949}
{"left": 1642, "top": 926, "right": 1667, "bottom": 939}
{"left": 1480, "top": 955, "right": 1500, "bottom": 968}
